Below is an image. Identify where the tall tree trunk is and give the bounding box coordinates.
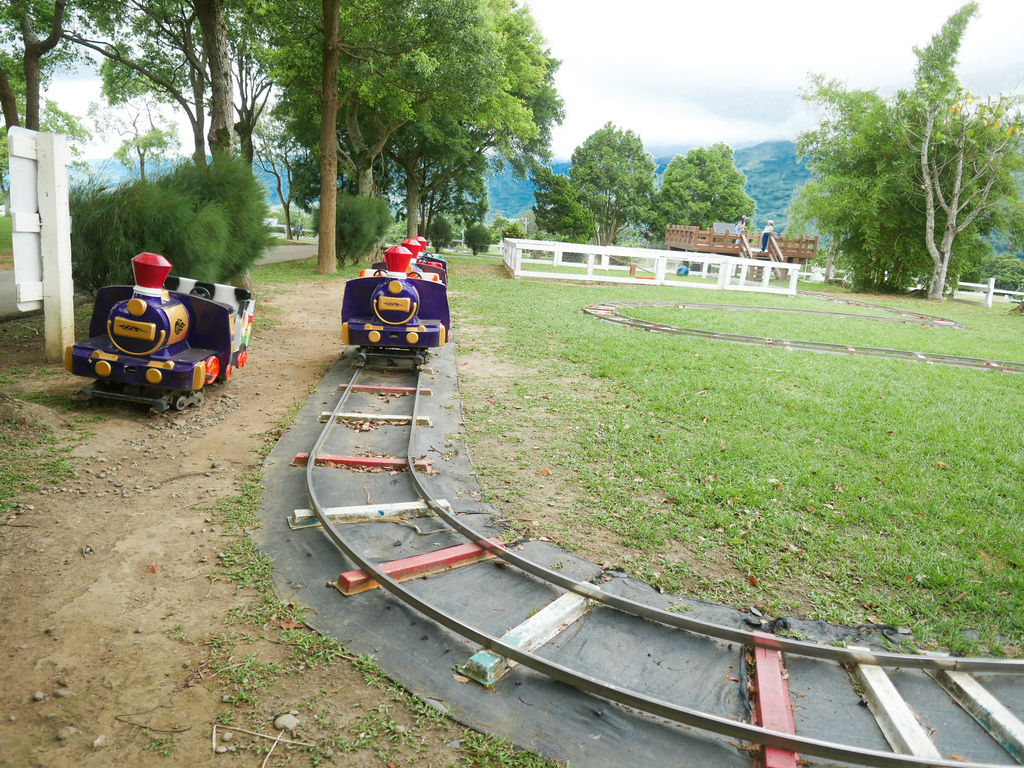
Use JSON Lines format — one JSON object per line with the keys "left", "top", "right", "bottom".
{"left": 20, "top": 0, "right": 67, "bottom": 131}
{"left": 405, "top": 170, "right": 420, "bottom": 238}
{"left": 195, "top": 0, "right": 234, "bottom": 156}
{"left": 0, "top": 66, "right": 19, "bottom": 129}
{"left": 928, "top": 252, "right": 949, "bottom": 299}
{"left": 235, "top": 123, "right": 254, "bottom": 164}
{"left": 317, "top": 0, "right": 341, "bottom": 274}
{"left": 23, "top": 53, "right": 43, "bottom": 130}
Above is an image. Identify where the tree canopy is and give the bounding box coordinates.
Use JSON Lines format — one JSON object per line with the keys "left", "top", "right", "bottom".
{"left": 656, "top": 143, "right": 754, "bottom": 231}
{"left": 531, "top": 166, "right": 595, "bottom": 243}
{"left": 568, "top": 122, "right": 656, "bottom": 246}
{"left": 791, "top": 3, "right": 1024, "bottom": 296}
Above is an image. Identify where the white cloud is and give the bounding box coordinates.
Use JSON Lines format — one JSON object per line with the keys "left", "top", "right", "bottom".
{"left": 43, "top": 0, "right": 1024, "bottom": 161}
{"left": 528, "top": 0, "right": 1024, "bottom": 157}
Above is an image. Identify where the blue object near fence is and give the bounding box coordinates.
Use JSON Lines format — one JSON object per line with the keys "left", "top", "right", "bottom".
{"left": 676, "top": 265, "right": 690, "bottom": 276}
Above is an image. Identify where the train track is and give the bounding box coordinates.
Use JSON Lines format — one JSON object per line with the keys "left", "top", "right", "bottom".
{"left": 291, "top": 349, "right": 1024, "bottom": 768}
{"left": 582, "top": 298, "right": 1024, "bottom": 374}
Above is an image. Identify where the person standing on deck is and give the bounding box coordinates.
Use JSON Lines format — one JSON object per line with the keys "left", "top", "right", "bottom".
{"left": 735, "top": 216, "right": 747, "bottom": 248}
{"left": 761, "top": 220, "right": 774, "bottom": 252}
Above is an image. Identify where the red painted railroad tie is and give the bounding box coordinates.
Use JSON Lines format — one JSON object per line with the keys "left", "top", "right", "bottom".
{"left": 336, "top": 538, "right": 505, "bottom": 596}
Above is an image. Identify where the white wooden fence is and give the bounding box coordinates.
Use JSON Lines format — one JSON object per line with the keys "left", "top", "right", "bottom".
{"left": 501, "top": 239, "right": 803, "bottom": 297}
{"left": 953, "top": 278, "right": 1024, "bottom": 307}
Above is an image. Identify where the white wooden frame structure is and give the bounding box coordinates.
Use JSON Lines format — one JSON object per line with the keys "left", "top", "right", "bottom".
{"left": 8, "top": 128, "right": 74, "bottom": 361}
{"left": 501, "top": 238, "right": 802, "bottom": 297}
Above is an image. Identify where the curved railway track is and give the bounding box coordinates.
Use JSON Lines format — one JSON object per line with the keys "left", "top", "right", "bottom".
{"left": 582, "top": 297, "right": 1024, "bottom": 374}
{"left": 294, "top": 350, "right": 1024, "bottom": 768}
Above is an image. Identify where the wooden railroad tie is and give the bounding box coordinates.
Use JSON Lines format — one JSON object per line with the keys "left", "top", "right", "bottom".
{"left": 335, "top": 537, "right": 504, "bottom": 595}
{"left": 318, "top": 411, "right": 433, "bottom": 427}
{"left": 289, "top": 499, "right": 451, "bottom": 529}
{"left": 341, "top": 384, "right": 432, "bottom": 396}
{"left": 752, "top": 632, "right": 799, "bottom": 768}
{"left": 462, "top": 591, "right": 592, "bottom": 687}
{"left": 291, "top": 453, "right": 432, "bottom": 473}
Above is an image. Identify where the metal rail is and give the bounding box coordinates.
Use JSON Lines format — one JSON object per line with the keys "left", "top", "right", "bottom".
{"left": 583, "top": 301, "right": 1024, "bottom": 374}
{"left": 301, "top": 358, "right": 1024, "bottom": 768}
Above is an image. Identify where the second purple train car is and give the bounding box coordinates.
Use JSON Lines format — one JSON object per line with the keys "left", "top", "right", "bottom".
{"left": 340, "top": 245, "right": 451, "bottom": 367}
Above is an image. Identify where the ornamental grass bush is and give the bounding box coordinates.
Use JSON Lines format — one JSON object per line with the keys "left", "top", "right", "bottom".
{"left": 70, "top": 155, "right": 272, "bottom": 294}
{"left": 313, "top": 194, "right": 393, "bottom": 267}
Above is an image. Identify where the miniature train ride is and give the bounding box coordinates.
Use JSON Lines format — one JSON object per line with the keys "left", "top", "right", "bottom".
{"left": 65, "top": 252, "right": 255, "bottom": 413}
{"left": 341, "top": 240, "right": 451, "bottom": 368}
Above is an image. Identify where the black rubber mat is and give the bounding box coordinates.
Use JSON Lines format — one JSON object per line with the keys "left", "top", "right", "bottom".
{"left": 255, "top": 343, "right": 919, "bottom": 767}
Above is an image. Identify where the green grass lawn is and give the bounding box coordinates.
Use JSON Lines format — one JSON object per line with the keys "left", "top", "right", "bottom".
{"left": 451, "top": 260, "right": 1024, "bottom": 656}
{"left": 0, "top": 214, "right": 13, "bottom": 269}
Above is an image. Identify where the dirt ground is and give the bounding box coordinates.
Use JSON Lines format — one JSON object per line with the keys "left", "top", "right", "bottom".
{"left": 0, "top": 274, "right": 492, "bottom": 767}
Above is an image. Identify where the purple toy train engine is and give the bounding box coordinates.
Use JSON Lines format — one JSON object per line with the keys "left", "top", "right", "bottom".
{"left": 65, "top": 252, "right": 255, "bottom": 413}
{"left": 341, "top": 244, "right": 451, "bottom": 367}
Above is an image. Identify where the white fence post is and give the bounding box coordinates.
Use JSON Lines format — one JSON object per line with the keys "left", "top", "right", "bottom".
{"left": 986, "top": 277, "right": 996, "bottom": 308}
{"left": 717, "top": 257, "right": 732, "bottom": 290}
{"left": 788, "top": 264, "right": 801, "bottom": 296}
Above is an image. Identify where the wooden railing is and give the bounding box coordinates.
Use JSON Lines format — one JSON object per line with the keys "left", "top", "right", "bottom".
{"left": 666, "top": 225, "right": 819, "bottom": 264}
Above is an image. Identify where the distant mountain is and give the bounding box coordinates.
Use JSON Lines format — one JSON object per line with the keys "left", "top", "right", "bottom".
{"left": 486, "top": 140, "right": 810, "bottom": 233}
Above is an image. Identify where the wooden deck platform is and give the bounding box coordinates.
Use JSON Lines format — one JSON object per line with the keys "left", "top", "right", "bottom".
{"left": 665, "top": 225, "right": 818, "bottom": 265}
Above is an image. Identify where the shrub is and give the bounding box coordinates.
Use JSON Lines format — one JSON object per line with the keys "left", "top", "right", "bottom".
{"left": 464, "top": 222, "right": 492, "bottom": 255}
{"left": 70, "top": 156, "right": 273, "bottom": 293}
{"left": 321, "top": 195, "right": 392, "bottom": 266}
{"left": 428, "top": 215, "right": 454, "bottom": 251}
{"left": 499, "top": 221, "right": 527, "bottom": 240}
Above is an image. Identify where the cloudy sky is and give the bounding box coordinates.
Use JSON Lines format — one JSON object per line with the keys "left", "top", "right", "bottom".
{"left": 525, "top": 0, "right": 1024, "bottom": 158}
{"left": 43, "top": 0, "right": 1024, "bottom": 161}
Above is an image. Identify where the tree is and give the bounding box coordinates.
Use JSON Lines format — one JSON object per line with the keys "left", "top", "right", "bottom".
{"left": 656, "top": 143, "right": 754, "bottom": 230}
{"left": 495, "top": 219, "right": 525, "bottom": 240}
{"left": 227, "top": 2, "right": 273, "bottom": 164}
{"left": 903, "top": 2, "right": 1024, "bottom": 299}
{"left": 568, "top": 123, "right": 656, "bottom": 246}
{"left": 0, "top": 0, "right": 75, "bottom": 130}
{"left": 253, "top": 112, "right": 303, "bottom": 242}
{"left": 531, "top": 166, "right": 594, "bottom": 243}
{"left": 89, "top": 97, "right": 180, "bottom": 181}
{"left": 964, "top": 252, "right": 1024, "bottom": 292}
{"left": 428, "top": 214, "right": 454, "bottom": 251}
{"left": 66, "top": 2, "right": 213, "bottom": 163}
{"left": 270, "top": 0, "right": 493, "bottom": 272}
{"left": 791, "top": 78, "right": 930, "bottom": 293}
{"left": 464, "top": 222, "right": 492, "bottom": 254}
{"left": 193, "top": 0, "right": 232, "bottom": 155}
{"left": 792, "top": 5, "right": 1024, "bottom": 296}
